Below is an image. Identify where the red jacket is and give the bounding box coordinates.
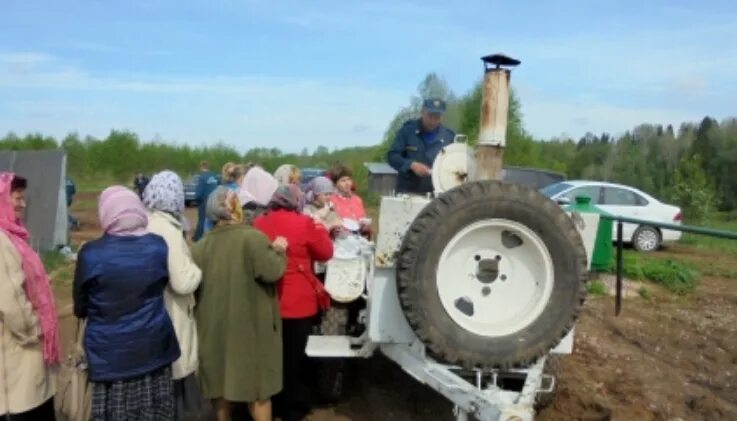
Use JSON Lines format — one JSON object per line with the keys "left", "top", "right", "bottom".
{"left": 254, "top": 209, "right": 334, "bottom": 319}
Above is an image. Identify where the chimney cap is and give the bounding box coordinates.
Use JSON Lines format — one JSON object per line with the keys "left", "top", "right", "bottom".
{"left": 481, "top": 54, "right": 520, "bottom": 70}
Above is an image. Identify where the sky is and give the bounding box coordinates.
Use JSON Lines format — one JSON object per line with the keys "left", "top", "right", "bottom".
{"left": 1, "top": 0, "right": 736, "bottom": 152}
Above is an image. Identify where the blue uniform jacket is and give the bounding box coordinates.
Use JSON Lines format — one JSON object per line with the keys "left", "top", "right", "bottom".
{"left": 387, "top": 119, "right": 455, "bottom": 194}
{"left": 194, "top": 170, "right": 220, "bottom": 240}
{"left": 73, "top": 233, "right": 180, "bottom": 382}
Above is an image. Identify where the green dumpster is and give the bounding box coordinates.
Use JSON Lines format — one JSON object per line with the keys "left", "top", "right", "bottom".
{"left": 566, "top": 196, "right": 613, "bottom": 272}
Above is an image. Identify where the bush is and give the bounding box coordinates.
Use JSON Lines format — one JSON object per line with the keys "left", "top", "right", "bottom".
{"left": 638, "top": 286, "right": 653, "bottom": 300}
{"left": 641, "top": 259, "right": 698, "bottom": 295}
{"left": 587, "top": 280, "right": 607, "bottom": 296}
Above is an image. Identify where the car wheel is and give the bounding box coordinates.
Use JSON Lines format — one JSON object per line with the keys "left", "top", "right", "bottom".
{"left": 632, "top": 226, "right": 661, "bottom": 252}
{"left": 397, "top": 181, "right": 588, "bottom": 369}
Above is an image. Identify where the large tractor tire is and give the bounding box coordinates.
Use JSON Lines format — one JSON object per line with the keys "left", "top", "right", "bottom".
{"left": 397, "top": 181, "right": 588, "bottom": 369}
{"left": 317, "top": 305, "right": 349, "bottom": 403}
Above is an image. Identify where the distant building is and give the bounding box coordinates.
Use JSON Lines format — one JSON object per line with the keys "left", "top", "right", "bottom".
{"left": 364, "top": 162, "right": 398, "bottom": 196}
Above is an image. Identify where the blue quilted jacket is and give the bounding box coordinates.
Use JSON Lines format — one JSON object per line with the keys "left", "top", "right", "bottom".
{"left": 73, "top": 233, "right": 180, "bottom": 382}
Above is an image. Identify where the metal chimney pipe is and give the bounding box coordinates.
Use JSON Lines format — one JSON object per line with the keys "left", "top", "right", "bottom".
{"left": 475, "top": 54, "right": 520, "bottom": 181}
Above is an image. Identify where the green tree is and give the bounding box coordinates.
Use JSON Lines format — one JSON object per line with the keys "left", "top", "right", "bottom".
{"left": 668, "top": 155, "right": 718, "bottom": 222}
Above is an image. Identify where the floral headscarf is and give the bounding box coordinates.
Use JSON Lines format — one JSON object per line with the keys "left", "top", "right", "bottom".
{"left": 206, "top": 186, "right": 244, "bottom": 224}
{"left": 142, "top": 170, "right": 186, "bottom": 221}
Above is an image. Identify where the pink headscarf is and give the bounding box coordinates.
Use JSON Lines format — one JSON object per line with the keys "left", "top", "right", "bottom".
{"left": 99, "top": 186, "right": 148, "bottom": 236}
{"left": 0, "top": 172, "right": 60, "bottom": 365}
{"left": 238, "top": 166, "right": 279, "bottom": 207}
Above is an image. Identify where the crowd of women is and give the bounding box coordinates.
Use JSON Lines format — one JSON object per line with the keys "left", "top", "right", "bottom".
{"left": 0, "top": 162, "right": 370, "bottom": 421}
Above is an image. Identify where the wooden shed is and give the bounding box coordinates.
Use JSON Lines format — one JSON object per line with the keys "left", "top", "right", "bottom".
{"left": 364, "top": 162, "right": 398, "bottom": 196}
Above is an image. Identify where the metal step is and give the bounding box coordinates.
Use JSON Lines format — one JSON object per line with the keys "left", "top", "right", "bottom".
{"left": 306, "top": 335, "right": 363, "bottom": 358}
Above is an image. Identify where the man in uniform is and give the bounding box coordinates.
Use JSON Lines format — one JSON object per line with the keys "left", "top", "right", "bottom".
{"left": 193, "top": 161, "right": 220, "bottom": 241}
{"left": 387, "top": 98, "right": 455, "bottom": 194}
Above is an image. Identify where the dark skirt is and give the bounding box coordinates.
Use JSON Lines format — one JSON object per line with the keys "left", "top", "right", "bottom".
{"left": 2, "top": 398, "right": 56, "bottom": 421}
{"left": 174, "top": 373, "right": 206, "bottom": 420}
{"left": 91, "top": 366, "right": 175, "bottom": 421}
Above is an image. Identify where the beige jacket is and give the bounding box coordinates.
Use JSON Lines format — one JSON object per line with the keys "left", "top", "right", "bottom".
{"left": 147, "top": 211, "right": 203, "bottom": 380}
{"left": 0, "top": 231, "right": 54, "bottom": 414}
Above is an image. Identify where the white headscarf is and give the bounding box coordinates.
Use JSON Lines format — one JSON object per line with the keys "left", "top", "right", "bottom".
{"left": 238, "top": 166, "right": 279, "bottom": 206}
{"left": 273, "top": 164, "right": 295, "bottom": 186}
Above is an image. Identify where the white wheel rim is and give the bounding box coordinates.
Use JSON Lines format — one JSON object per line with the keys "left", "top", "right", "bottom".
{"left": 436, "top": 219, "right": 555, "bottom": 337}
{"left": 637, "top": 229, "right": 658, "bottom": 251}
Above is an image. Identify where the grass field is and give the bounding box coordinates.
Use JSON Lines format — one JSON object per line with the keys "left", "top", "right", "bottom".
{"left": 679, "top": 211, "right": 737, "bottom": 253}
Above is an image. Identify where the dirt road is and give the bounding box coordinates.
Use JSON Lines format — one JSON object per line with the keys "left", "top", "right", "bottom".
{"left": 56, "top": 195, "right": 736, "bottom": 420}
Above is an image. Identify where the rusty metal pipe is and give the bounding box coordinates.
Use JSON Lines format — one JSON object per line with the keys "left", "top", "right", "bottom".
{"left": 478, "top": 69, "right": 512, "bottom": 147}
{"left": 475, "top": 54, "right": 520, "bottom": 181}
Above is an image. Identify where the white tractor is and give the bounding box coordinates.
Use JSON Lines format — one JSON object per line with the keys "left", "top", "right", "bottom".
{"left": 307, "top": 54, "right": 596, "bottom": 421}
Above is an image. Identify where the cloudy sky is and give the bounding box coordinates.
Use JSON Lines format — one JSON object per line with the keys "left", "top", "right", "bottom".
{"left": 1, "top": 0, "right": 735, "bottom": 152}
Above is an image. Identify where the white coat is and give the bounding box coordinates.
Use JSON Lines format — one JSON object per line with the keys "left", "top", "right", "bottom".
{"left": 0, "top": 231, "right": 54, "bottom": 414}
{"left": 147, "top": 211, "right": 202, "bottom": 380}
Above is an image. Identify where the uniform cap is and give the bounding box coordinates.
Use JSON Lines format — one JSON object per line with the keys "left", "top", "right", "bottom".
{"left": 423, "top": 98, "right": 446, "bottom": 114}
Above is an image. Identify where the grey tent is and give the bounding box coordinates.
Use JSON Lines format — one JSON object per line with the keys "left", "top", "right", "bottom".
{"left": 0, "top": 149, "right": 68, "bottom": 251}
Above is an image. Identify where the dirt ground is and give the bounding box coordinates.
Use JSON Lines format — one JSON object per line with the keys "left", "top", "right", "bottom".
{"left": 54, "top": 193, "right": 737, "bottom": 420}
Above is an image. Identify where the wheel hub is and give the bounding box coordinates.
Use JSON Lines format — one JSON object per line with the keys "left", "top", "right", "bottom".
{"left": 437, "top": 219, "right": 555, "bottom": 337}
{"left": 637, "top": 230, "right": 658, "bottom": 251}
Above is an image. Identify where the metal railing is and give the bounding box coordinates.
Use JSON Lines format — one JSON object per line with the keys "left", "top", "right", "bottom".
{"left": 600, "top": 215, "right": 737, "bottom": 316}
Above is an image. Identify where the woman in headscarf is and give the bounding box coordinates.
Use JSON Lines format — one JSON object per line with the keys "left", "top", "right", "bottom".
{"left": 253, "top": 185, "right": 334, "bottom": 421}
{"left": 238, "top": 166, "right": 279, "bottom": 225}
{"left": 273, "top": 164, "right": 305, "bottom": 210}
{"left": 302, "top": 176, "right": 343, "bottom": 279}
{"left": 303, "top": 176, "right": 341, "bottom": 230}
{"left": 74, "top": 186, "right": 180, "bottom": 421}
{"left": 142, "top": 171, "right": 204, "bottom": 420}
{"left": 192, "top": 187, "right": 288, "bottom": 421}
{"left": 329, "top": 164, "right": 372, "bottom": 236}
{"left": 0, "top": 173, "right": 59, "bottom": 420}
{"left": 202, "top": 163, "right": 245, "bottom": 236}
{"left": 273, "top": 164, "right": 300, "bottom": 187}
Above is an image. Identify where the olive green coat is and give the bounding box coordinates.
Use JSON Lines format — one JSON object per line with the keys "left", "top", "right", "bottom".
{"left": 192, "top": 224, "right": 286, "bottom": 402}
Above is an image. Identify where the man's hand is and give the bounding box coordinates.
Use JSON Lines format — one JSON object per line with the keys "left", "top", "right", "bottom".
{"left": 272, "top": 236, "right": 288, "bottom": 252}
{"left": 410, "top": 162, "right": 431, "bottom": 177}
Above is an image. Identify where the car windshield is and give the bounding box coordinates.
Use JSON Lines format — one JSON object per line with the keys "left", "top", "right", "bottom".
{"left": 301, "top": 169, "right": 324, "bottom": 184}
{"left": 540, "top": 182, "right": 572, "bottom": 197}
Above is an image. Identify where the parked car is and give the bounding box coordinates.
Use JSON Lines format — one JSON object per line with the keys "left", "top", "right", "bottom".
{"left": 502, "top": 166, "right": 566, "bottom": 190}
{"left": 300, "top": 167, "right": 326, "bottom": 190}
{"left": 184, "top": 174, "right": 200, "bottom": 207}
{"left": 541, "top": 180, "right": 683, "bottom": 252}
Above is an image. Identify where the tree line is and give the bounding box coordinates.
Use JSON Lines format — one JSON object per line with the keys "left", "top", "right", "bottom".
{"left": 2, "top": 73, "right": 735, "bottom": 220}
{"left": 0, "top": 131, "right": 376, "bottom": 198}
